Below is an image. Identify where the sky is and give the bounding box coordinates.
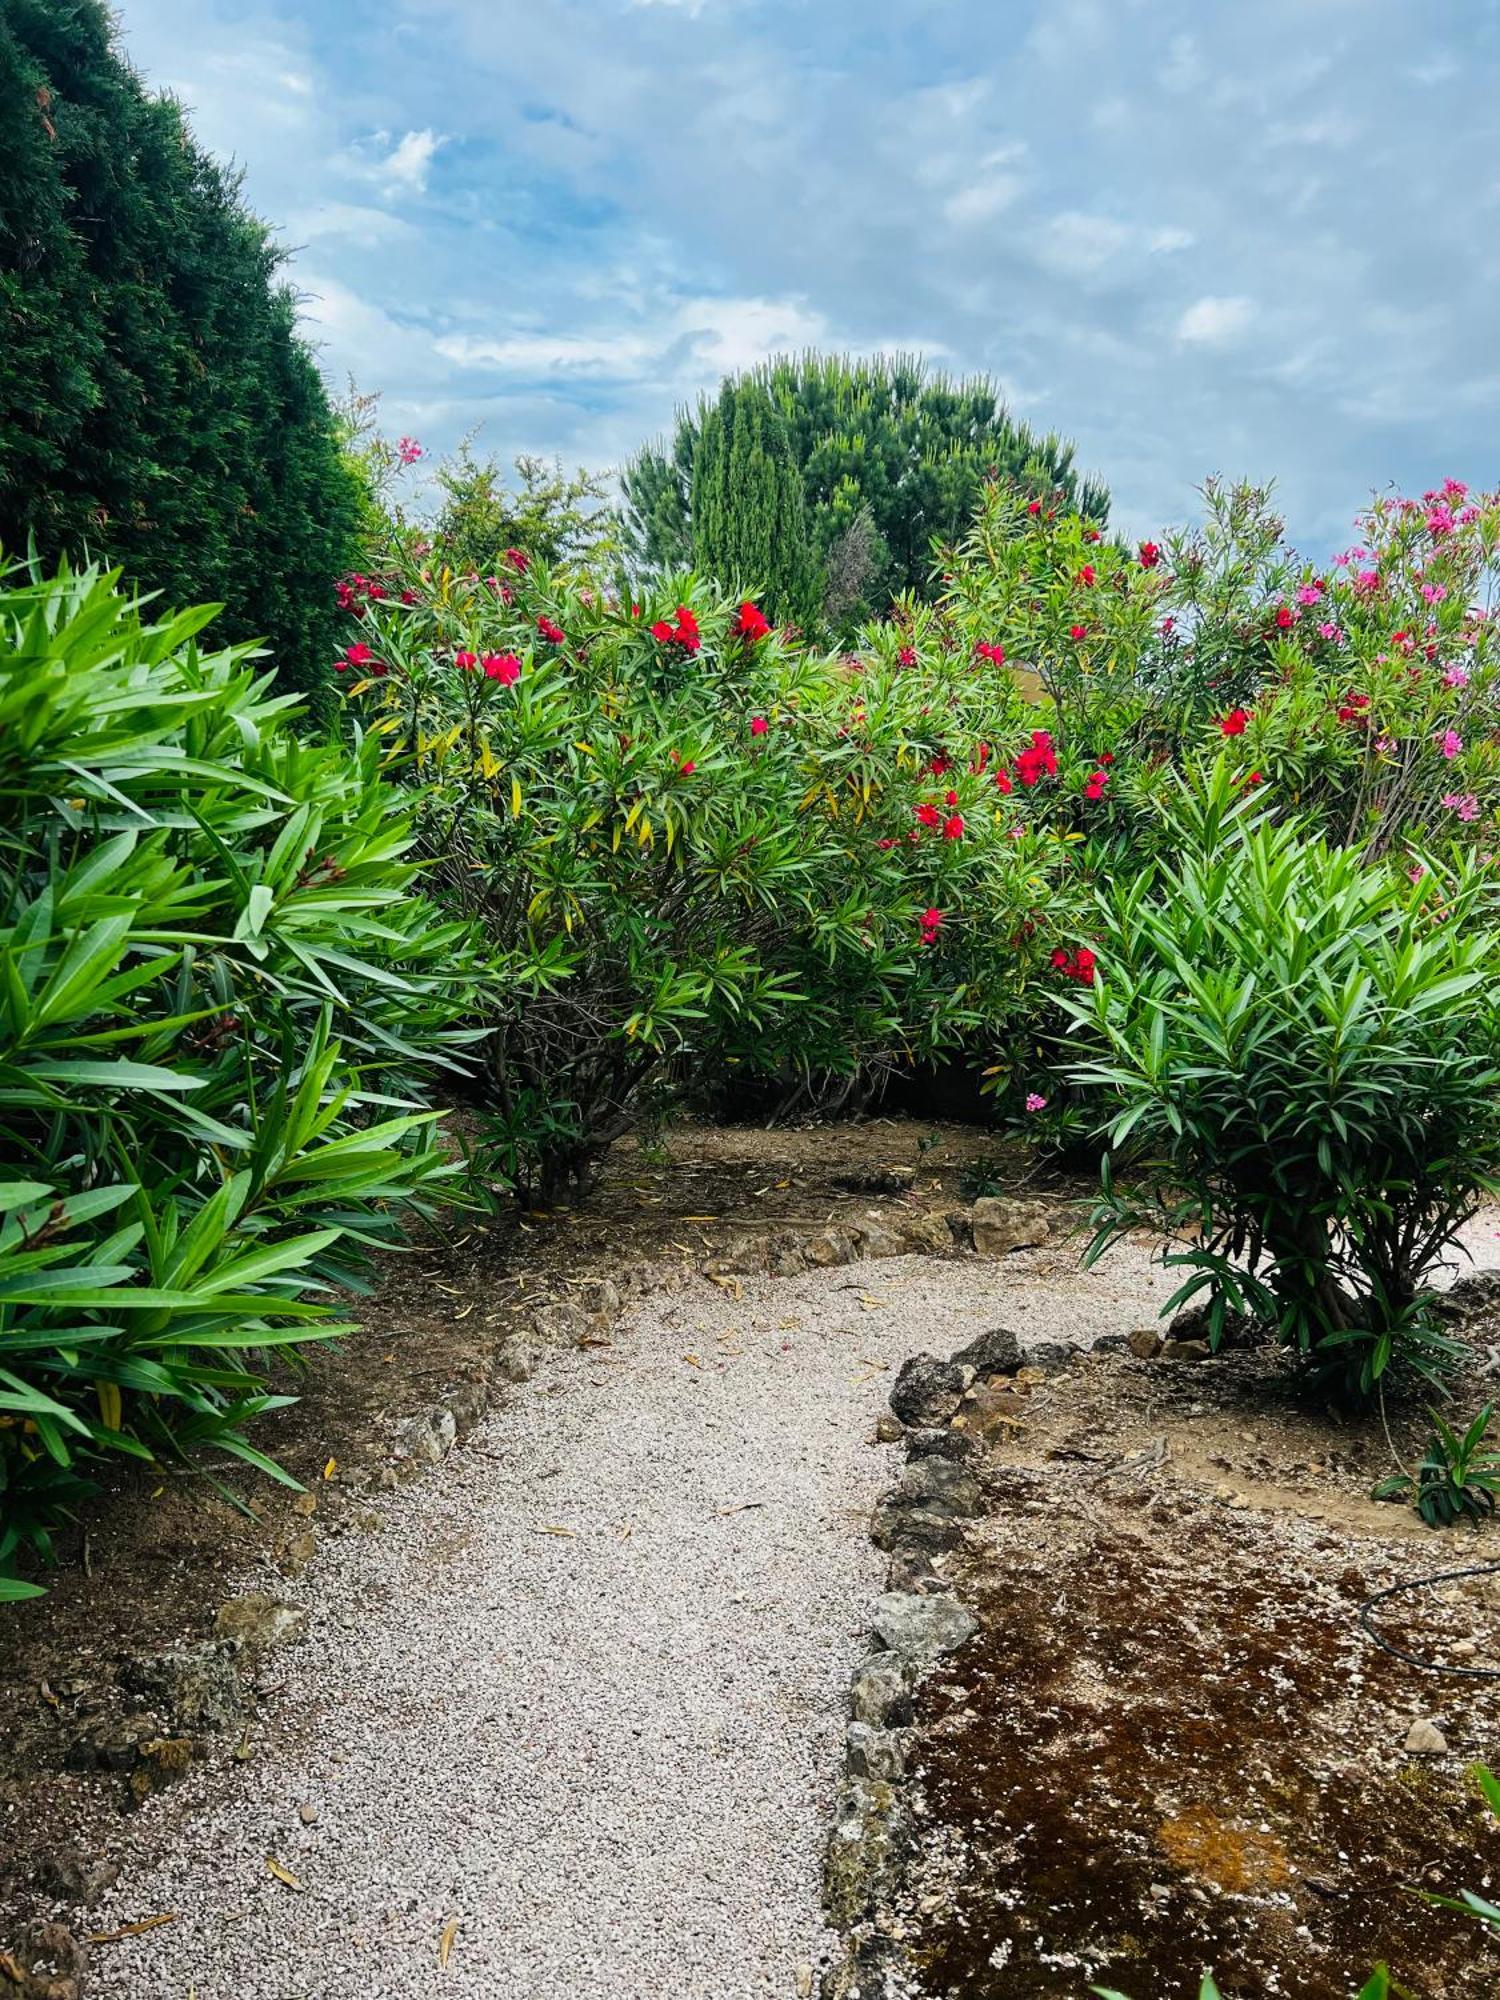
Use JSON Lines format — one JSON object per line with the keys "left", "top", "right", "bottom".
{"left": 111, "top": 0, "right": 1500, "bottom": 552}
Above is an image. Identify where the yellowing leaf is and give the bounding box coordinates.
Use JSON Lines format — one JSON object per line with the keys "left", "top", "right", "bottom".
{"left": 95, "top": 1380, "right": 121, "bottom": 1432}
{"left": 266, "top": 1857, "right": 305, "bottom": 1892}
{"left": 438, "top": 1917, "right": 460, "bottom": 1969}
{"left": 90, "top": 1914, "right": 177, "bottom": 1944}
{"left": 322, "top": 1457, "right": 337, "bottom": 1480}
{"left": 511, "top": 774, "right": 523, "bottom": 819}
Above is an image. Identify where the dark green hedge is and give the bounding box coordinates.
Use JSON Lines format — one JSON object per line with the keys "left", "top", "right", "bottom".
{"left": 0, "top": 0, "right": 357, "bottom": 691}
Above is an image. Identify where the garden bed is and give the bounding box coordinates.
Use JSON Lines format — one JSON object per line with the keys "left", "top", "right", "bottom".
{"left": 855, "top": 1302, "right": 1500, "bottom": 1999}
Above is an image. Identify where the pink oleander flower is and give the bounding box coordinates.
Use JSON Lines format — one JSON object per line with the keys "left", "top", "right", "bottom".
{"left": 1443, "top": 665, "right": 1470, "bottom": 689}
{"left": 1443, "top": 791, "right": 1480, "bottom": 821}
{"left": 1317, "top": 622, "right": 1344, "bottom": 642}
{"left": 1421, "top": 582, "right": 1449, "bottom": 604}
{"left": 1354, "top": 568, "right": 1381, "bottom": 594}
{"left": 396, "top": 436, "right": 424, "bottom": 466}
{"left": 1440, "top": 728, "right": 1463, "bottom": 759}
{"left": 1024, "top": 1093, "right": 1048, "bottom": 1113}
{"left": 1296, "top": 583, "right": 1323, "bottom": 606}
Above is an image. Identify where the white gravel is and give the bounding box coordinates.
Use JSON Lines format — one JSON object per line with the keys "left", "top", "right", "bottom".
{"left": 79, "top": 1217, "right": 1500, "bottom": 1997}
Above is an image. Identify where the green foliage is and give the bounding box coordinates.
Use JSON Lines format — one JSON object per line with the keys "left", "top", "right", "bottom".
{"left": 1061, "top": 781, "right": 1500, "bottom": 1399}
{"left": 432, "top": 446, "right": 618, "bottom": 577}
{"left": 623, "top": 352, "right": 1108, "bottom": 635}
{"left": 336, "top": 558, "right": 1080, "bottom": 1200}
{"left": 0, "top": 0, "right": 359, "bottom": 696}
{"left": 0, "top": 558, "right": 485, "bottom": 1583}
{"left": 688, "top": 380, "right": 818, "bottom": 630}
{"left": 1373, "top": 1405, "right": 1500, "bottom": 1525}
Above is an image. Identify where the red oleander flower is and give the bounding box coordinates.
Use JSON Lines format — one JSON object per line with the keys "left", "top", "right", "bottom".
{"left": 750, "top": 715, "right": 769, "bottom": 736}
{"left": 650, "top": 619, "right": 674, "bottom": 643}
{"left": 1077, "top": 564, "right": 1096, "bottom": 586}
{"left": 897, "top": 645, "right": 918, "bottom": 668}
{"left": 919, "top": 907, "right": 945, "bottom": 945}
{"left": 1098, "top": 751, "right": 1116, "bottom": 766}
{"left": 1083, "top": 770, "right": 1109, "bottom": 801}
{"left": 1218, "top": 707, "right": 1250, "bottom": 736}
{"left": 1138, "top": 541, "right": 1162, "bottom": 568}
{"left": 735, "top": 601, "right": 772, "bottom": 641}
{"left": 1275, "top": 605, "right": 1296, "bottom": 630}
{"left": 995, "top": 769, "right": 1013, "bottom": 795}
{"left": 915, "top": 802, "right": 943, "bottom": 829}
{"left": 974, "top": 640, "right": 1006, "bottom": 666}
{"left": 944, "top": 789, "right": 958, "bottom": 807}
{"left": 505, "top": 547, "right": 530, "bottom": 573}
{"left": 1070, "top": 623, "right": 1088, "bottom": 641}
{"left": 537, "top": 617, "right": 566, "bottom": 645}
{"left": 1026, "top": 499, "right": 1042, "bottom": 516}
{"left": 482, "top": 652, "right": 521, "bottom": 684}
{"left": 673, "top": 605, "right": 701, "bottom": 653}
{"left": 455, "top": 650, "right": 478, "bottom": 672}
{"left": 943, "top": 813, "right": 965, "bottom": 840}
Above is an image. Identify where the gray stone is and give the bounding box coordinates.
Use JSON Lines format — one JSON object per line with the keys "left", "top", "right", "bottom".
{"left": 898, "top": 1456, "right": 981, "bottom": 1515}
{"left": 212, "top": 1593, "right": 308, "bottom": 1654}
{"left": 869, "top": 1590, "right": 978, "bottom": 1662}
{"left": 884, "top": 1545, "right": 944, "bottom": 1593}
{"left": 298, "top": 1802, "right": 320, "bottom": 1825}
{"left": 970, "top": 1196, "right": 1052, "bottom": 1258}
{"left": 824, "top": 1776, "right": 906, "bottom": 1927}
{"left": 1091, "top": 1334, "right": 1130, "bottom": 1354}
{"left": 888, "top": 1353, "right": 973, "bottom": 1429}
{"left": 952, "top": 1326, "right": 1024, "bottom": 1376}
{"left": 846, "top": 1721, "right": 908, "bottom": 1783}
{"left": 804, "top": 1225, "right": 858, "bottom": 1268}
{"left": 1025, "top": 1340, "right": 1079, "bottom": 1373}
{"left": 854, "top": 1218, "right": 908, "bottom": 1261}
{"left": 394, "top": 1406, "right": 457, "bottom": 1465}
{"left": 849, "top": 1651, "right": 914, "bottom": 1729}
{"left": 768, "top": 1244, "right": 807, "bottom": 1277}
{"left": 496, "top": 1340, "right": 538, "bottom": 1383}
{"left": 1405, "top": 1718, "right": 1448, "bottom": 1755}
{"left": 870, "top": 1495, "right": 965, "bottom": 1554}
{"left": 898, "top": 1211, "right": 953, "bottom": 1258}
{"left": 36, "top": 1849, "right": 121, "bottom": 1900}
{"left": 118, "top": 1642, "right": 245, "bottom": 1735}
{"left": 903, "top": 1425, "right": 977, "bottom": 1464}
{"left": 873, "top": 1413, "right": 905, "bottom": 1444}
{"left": 1161, "top": 1337, "right": 1212, "bottom": 1362}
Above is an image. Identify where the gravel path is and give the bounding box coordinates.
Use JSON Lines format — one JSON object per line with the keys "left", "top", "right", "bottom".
{"left": 80, "top": 1219, "right": 1500, "bottom": 1998}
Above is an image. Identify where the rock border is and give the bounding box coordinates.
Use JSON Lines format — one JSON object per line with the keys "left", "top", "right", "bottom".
{"left": 818, "top": 1324, "right": 1079, "bottom": 2000}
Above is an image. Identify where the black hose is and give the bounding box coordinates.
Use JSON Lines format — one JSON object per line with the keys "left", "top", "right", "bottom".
{"left": 1358, "top": 1562, "right": 1500, "bottom": 1679}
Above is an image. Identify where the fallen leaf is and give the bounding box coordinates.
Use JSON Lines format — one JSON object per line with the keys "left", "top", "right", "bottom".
{"left": 682, "top": 1353, "right": 702, "bottom": 1367}
{"left": 266, "top": 1856, "right": 305, "bottom": 1892}
{"left": 438, "top": 1917, "right": 460, "bottom": 1968}
{"left": 859, "top": 1358, "right": 890, "bottom": 1370}
{"left": 617, "top": 1519, "right": 634, "bottom": 1541}
{"left": 89, "top": 1915, "right": 177, "bottom": 1944}
{"left": 681, "top": 1214, "right": 720, "bottom": 1222}
{"left": 537, "top": 1525, "right": 576, "bottom": 1538}
{"left": 708, "top": 1274, "right": 743, "bottom": 1300}
{"left": 576, "top": 1335, "right": 612, "bottom": 1349}
{"left": 322, "top": 1458, "right": 336, "bottom": 1480}
{"left": 39, "top": 1680, "right": 60, "bottom": 1709}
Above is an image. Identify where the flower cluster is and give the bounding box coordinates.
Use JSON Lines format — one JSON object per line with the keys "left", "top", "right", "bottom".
{"left": 651, "top": 605, "right": 702, "bottom": 653}
{"left": 1051, "top": 945, "right": 1097, "bottom": 985}
{"left": 735, "top": 601, "right": 771, "bottom": 642}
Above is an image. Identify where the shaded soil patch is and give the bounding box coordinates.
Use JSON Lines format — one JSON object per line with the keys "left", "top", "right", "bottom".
{"left": 900, "top": 1345, "right": 1500, "bottom": 1999}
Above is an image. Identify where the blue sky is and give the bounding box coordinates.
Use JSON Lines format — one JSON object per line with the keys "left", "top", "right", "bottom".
{"left": 113, "top": 0, "right": 1500, "bottom": 551}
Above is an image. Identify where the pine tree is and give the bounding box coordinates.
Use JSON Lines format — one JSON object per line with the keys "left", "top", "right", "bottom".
{"left": 0, "top": 0, "right": 359, "bottom": 693}
{"left": 624, "top": 352, "right": 1109, "bottom": 637}
{"left": 688, "top": 380, "right": 817, "bottom": 629}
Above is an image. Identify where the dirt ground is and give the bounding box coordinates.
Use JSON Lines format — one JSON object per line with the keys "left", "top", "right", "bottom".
{"left": 898, "top": 1328, "right": 1500, "bottom": 1999}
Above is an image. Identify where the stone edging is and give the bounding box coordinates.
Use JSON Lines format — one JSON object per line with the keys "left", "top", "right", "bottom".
{"left": 819, "top": 1325, "right": 1077, "bottom": 1999}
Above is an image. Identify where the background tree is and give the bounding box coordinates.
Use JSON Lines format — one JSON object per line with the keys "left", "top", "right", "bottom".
{"left": 0, "top": 0, "right": 359, "bottom": 693}
{"left": 432, "top": 445, "right": 618, "bottom": 575}
{"left": 687, "top": 379, "right": 818, "bottom": 628}
{"left": 621, "top": 351, "right": 1109, "bottom": 635}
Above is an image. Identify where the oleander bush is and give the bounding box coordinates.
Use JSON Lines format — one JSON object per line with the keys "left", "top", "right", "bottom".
{"left": 0, "top": 558, "right": 486, "bottom": 1590}
{"left": 333, "top": 552, "right": 1090, "bottom": 1199}
{"left": 1061, "top": 776, "right": 1500, "bottom": 1398}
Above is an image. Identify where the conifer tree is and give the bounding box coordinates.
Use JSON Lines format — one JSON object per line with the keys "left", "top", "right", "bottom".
{"left": 688, "top": 379, "right": 818, "bottom": 629}
{"left": 0, "top": 0, "right": 358, "bottom": 691}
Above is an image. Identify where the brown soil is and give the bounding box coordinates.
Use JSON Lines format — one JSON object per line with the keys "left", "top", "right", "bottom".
{"left": 900, "top": 1343, "right": 1500, "bottom": 1999}
{"left": 0, "top": 1115, "right": 1006, "bottom": 1916}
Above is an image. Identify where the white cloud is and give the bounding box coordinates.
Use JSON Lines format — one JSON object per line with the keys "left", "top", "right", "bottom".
{"left": 1176, "top": 295, "right": 1256, "bottom": 345}
{"left": 1037, "top": 212, "right": 1135, "bottom": 277}
{"left": 436, "top": 329, "right": 662, "bottom": 375}
{"left": 381, "top": 129, "right": 446, "bottom": 194}
{"left": 1148, "top": 226, "right": 1195, "bottom": 255}
{"left": 944, "top": 176, "right": 1023, "bottom": 228}
{"left": 435, "top": 294, "right": 834, "bottom": 385}
{"left": 287, "top": 202, "right": 417, "bottom": 250}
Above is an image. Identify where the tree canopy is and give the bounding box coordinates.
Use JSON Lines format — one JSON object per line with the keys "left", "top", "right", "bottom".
{"left": 621, "top": 351, "right": 1109, "bottom": 634}
{"left": 0, "top": 0, "right": 359, "bottom": 690}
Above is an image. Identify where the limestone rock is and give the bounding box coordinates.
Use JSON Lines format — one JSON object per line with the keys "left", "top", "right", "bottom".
{"left": 118, "top": 1642, "right": 245, "bottom": 1735}
{"left": 849, "top": 1651, "right": 914, "bottom": 1729}
{"left": 846, "top": 1721, "right": 908, "bottom": 1783}
{"left": 212, "top": 1593, "right": 307, "bottom": 1654}
{"left": 1161, "top": 1337, "right": 1212, "bottom": 1362}
{"left": 970, "top": 1196, "right": 1052, "bottom": 1258}
{"left": 824, "top": 1776, "right": 905, "bottom": 1927}
{"left": 804, "top": 1225, "right": 858, "bottom": 1268}
{"left": 952, "top": 1326, "right": 1023, "bottom": 1377}
{"left": 870, "top": 1496, "right": 965, "bottom": 1554}
{"left": 869, "top": 1590, "right": 978, "bottom": 1662}
{"left": 1405, "top": 1718, "right": 1448, "bottom": 1755}
{"left": 898, "top": 1211, "right": 953, "bottom": 1257}
{"left": 898, "top": 1455, "right": 981, "bottom": 1515}
{"left": 888, "top": 1353, "right": 973, "bottom": 1429}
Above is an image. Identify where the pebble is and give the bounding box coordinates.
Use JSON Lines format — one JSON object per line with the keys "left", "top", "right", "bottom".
{"left": 1405, "top": 1719, "right": 1448, "bottom": 1755}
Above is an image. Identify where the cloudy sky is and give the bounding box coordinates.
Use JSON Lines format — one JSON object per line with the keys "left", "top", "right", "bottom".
{"left": 113, "top": 0, "right": 1500, "bottom": 550}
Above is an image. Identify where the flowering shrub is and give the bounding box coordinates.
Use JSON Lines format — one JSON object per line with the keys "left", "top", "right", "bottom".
{"left": 0, "top": 559, "right": 486, "bottom": 1590}
{"left": 336, "top": 556, "right": 1087, "bottom": 1197}
{"left": 1061, "top": 772, "right": 1500, "bottom": 1398}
